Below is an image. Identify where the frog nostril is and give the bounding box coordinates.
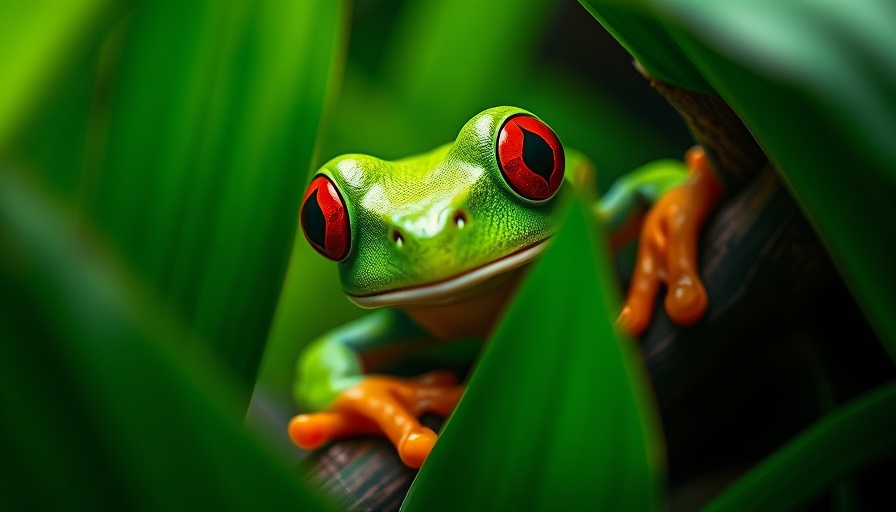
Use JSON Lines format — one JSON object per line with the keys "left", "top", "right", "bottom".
{"left": 453, "top": 209, "right": 468, "bottom": 229}
{"left": 391, "top": 228, "right": 404, "bottom": 248}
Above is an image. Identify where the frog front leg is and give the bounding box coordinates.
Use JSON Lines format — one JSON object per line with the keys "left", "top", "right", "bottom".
{"left": 288, "top": 309, "right": 464, "bottom": 468}
{"left": 614, "top": 146, "right": 723, "bottom": 336}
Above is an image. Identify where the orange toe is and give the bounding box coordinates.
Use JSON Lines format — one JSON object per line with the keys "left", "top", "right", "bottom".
{"left": 664, "top": 280, "right": 708, "bottom": 326}
{"left": 288, "top": 414, "right": 328, "bottom": 449}
{"left": 398, "top": 429, "right": 437, "bottom": 469}
{"left": 618, "top": 304, "right": 650, "bottom": 337}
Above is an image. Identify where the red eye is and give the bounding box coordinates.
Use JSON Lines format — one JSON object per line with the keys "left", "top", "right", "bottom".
{"left": 496, "top": 114, "right": 565, "bottom": 201}
{"left": 301, "top": 175, "right": 350, "bottom": 261}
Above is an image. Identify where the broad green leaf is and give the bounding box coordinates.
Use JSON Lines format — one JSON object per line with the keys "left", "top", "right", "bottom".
{"left": 0, "top": 1, "right": 128, "bottom": 198}
{"left": 0, "top": 0, "right": 118, "bottom": 145}
{"left": 654, "top": 0, "right": 896, "bottom": 359}
{"left": 404, "top": 195, "right": 664, "bottom": 511}
{"left": 78, "top": 0, "right": 347, "bottom": 403}
{"left": 383, "top": 0, "right": 561, "bottom": 145}
{"left": 579, "top": 0, "right": 896, "bottom": 358}
{"left": 703, "top": 382, "right": 896, "bottom": 511}
{"left": 0, "top": 168, "right": 332, "bottom": 511}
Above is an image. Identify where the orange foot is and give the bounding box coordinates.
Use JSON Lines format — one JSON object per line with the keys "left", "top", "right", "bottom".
{"left": 618, "top": 146, "right": 723, "bottom": 337}
{"left": 288, "top": 371, "right": 463, "bottom": 469}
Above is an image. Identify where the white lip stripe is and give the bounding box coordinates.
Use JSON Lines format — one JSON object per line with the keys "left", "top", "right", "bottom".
{"left": 348, "top": 239, "right": 551, "bottom": 308}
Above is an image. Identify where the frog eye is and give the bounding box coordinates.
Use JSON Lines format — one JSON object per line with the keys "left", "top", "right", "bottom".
{"left": 496, "top": 114, "right": 565, "bottom": 201}
{"left": 301, "top": 175, "right": 350, "bottom": 261}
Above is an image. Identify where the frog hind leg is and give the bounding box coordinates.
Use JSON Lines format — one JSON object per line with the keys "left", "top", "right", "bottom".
{"left": 618, "top": 146, "right": 723, "bottom": 337}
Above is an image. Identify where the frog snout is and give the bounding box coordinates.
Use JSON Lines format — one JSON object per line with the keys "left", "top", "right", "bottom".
{"left": 388, "top": 207, "right": 471, "bottom": 250}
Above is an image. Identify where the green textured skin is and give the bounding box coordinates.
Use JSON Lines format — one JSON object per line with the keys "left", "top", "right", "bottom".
{"left": 317, "top": 106, "right": 571, "bottom": 297}
{"left": 294, "top": 106, "right": 688, "bottom": 410}
{"left": 294, "top": 309, "right": 427, "bottom": 411}
{"left": 598, "top": 158, "right": 689, "bottom": 228}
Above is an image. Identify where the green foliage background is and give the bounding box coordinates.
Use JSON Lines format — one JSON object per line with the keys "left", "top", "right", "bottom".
{"left": 2, "top": 0, "right": 893, "bottom": 510}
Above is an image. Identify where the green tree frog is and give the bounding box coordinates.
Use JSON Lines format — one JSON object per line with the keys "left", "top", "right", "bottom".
{"left": 288, "top": 106, "right": 721, "bottom": 468}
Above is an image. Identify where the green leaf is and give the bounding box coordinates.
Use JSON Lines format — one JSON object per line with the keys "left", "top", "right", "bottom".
{"left": 703, "top": 382, "right": 896, "bottom": 511}
{"left": 654, "top": 0, "right": 896, "bottom": 359}
{"left": 0, "top": 0, "right": 118, "bottom": 146}
{"left": 76, "top": 0, "right": 347, "bottom": 402}
{"left": 0, "top": 168, "right": 332, "bottom": 511}
{"left": 579, "top": 0, "right": 896, "bottom": 359}
{"left": 383, "top": 0, "right": 559, "bottom": 137}
{"left": 0, "top": 0, "right": 129, "bottom": 198}
{"left": 403, "top": 195, "right": 664, "bottom": 511}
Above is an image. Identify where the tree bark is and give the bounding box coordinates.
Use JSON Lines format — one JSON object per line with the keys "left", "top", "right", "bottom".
{"left": 641, "top": 68, "right": 767, "bottom": 193}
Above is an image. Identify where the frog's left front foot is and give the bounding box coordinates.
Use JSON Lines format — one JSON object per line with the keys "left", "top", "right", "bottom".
{"left": 618, "top": 146, "right": 723, "bottom": 337}
{"left": 289, "top": 371, "right": 463, "bottom": 468}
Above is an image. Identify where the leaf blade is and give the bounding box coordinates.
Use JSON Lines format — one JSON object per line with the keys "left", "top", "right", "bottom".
{"left": 0, "top": 167, "right": 333, "bottom": 511}
{"left": 80, "top": 0, "right": 348, "bottom": 402}
{"left": 404, "top": 195, "right": 664, "bottom": 511}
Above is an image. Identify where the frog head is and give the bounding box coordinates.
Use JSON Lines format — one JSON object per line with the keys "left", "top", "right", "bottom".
{"left": 299, "top": 106, "right": 571, "bottom": 308}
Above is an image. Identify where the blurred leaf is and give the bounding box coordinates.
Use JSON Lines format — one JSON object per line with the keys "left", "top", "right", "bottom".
{"left": 0, "top": 168, "right": 332, "bottom": 511}
{"left": 654, "top": 0, "right": 896, "bottom": 359}
{"left": 0, "top": 0, "right": 119, "bottom": 146}
{"left": 383, "top": 0, "right": 560, "bottom": 139}
{"left": 579, "top": 0, "right": 896, "bottom": 359}
{"left": 314, "top": 0, "right": 689, "bottom": 204}
{"left": 75, "top": 0, "right": 347, "bottom": 403}
{"left": 404, "top": 195, "right": 664, "bottom": 511}
{"left": 259, "top": 234, "right": 362, "bottom": 402}
{"left": 0, "top": 1, "right": 130, "bottom": 199}
{"left": 703, "top": 382, "right": 896, "bottom": 511}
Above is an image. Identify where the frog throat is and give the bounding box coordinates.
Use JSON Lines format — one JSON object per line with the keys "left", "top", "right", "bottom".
{"left": 346, "top": 237, "right": 551, "bottom": 308}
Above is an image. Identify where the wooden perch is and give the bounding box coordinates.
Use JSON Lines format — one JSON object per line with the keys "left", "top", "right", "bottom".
{"left": 640, "top": 66, "right": 768, "bottom": 193}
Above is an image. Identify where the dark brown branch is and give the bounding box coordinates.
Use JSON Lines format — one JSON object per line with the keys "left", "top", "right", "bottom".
{"left": 641, "top": 68, "right": 768, "bottom": 193}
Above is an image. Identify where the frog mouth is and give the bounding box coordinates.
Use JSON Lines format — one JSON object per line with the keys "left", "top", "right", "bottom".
{"left": 347, "top": 238, "right": 551, "bottom": 308}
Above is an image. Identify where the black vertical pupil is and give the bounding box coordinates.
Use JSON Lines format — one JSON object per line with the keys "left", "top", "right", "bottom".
{"left": 520, "top": 126, "right": 554, "bottom": 182}
{"left": 302, "top": 188, "right": 327, "bottom": 249}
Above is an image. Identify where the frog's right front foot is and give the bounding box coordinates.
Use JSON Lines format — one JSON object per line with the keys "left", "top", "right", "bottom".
{"left": 288, "top": 371, "right": 464, "bottom": 469}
